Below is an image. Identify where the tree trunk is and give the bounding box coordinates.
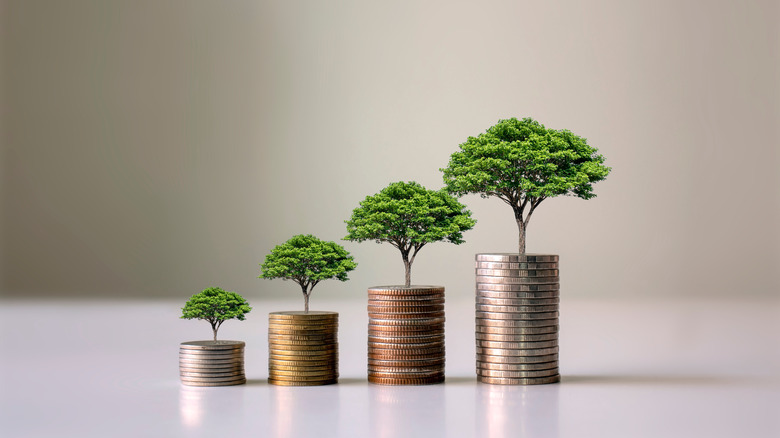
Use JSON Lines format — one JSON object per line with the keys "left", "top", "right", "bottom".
{"left": 402, "top": 251, "right": 412, "bottom": 287}
{"left": 212, "top": 323, "right": 218, "bottom": 341}
{"left": 304, "top": 292, "right": 310, "bottom": 313}
{"left": 517, "top": 218, "right": 526, "bottom": 254}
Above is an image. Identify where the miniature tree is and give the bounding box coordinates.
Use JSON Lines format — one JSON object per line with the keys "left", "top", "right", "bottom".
{"left": 441, "top": 117, "right": 611, "bottom": 254}
{"left": 181, "top": 287, "right": 252, "bottom": 341}
{"left": 260, "top": 234, "right": 357, "bottom": 312}
{"left": 345, "top": 181, "right": 476, "bottom": 287}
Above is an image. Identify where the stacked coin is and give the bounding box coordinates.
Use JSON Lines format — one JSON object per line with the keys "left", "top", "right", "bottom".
{"left": 367, "top": 286, "right": 445, "bottom": 385}
{"left": 268, "top": 311, "right": 339, "bottom": 386}
{"left": 179, "top": 340, "right": 246, "bottom": 386}
{"left": 475, "top": 254, "right": 561, "bottom": 385}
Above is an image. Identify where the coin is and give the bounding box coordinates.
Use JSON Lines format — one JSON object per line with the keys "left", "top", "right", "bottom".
{"left": 476, "top": 276, "right": 559, "bottom": 285}
{"left": 268, "top": 340, "right": 338, "bottom": 347}
{"left": 368, "top": 311, "right": 446, "bottom": 319}
{"left": 475, "top": 332, "right": 557, "bottom": 342}
{"left": 477, "top": 360, "right": 558, "bottom": 371}
{"left": 368, "top": 358, "right": 446, "bottom": 367}
{"left": 269, "top": 370, "right": 339, "bottom": 377}
{"left": 368, "top": 346, "right": 444, "bottom": 356}
{"left": 268, "top": 379, "right": 337, "bottom": 386}
{"left": 368, "top": 336, "right": 445, "bottom": 344}
{"left": 268, "top": 349, "right": 337, "bottom": 357}
{"left": 182, "top": 379, "right": 247, "bottom": 387}
{"left": 367, "top": 305, "right": 444, "bottom": 313}
{"left": 368, "top": 296, "right": 446, "bottom": 304}
{"left": 179, "top": 340, "right": 246, "bottom": 350}
{"left": 180, "top": 371, "right": 245, "bottom": 378}
{"left": 477, "top": 353, "right": 559, "bottom": 363}
{"left": 179, "top": 367, "right": 245, "bottom": 374}
{"left": 368, "top": 285, "right": 445, "bottom": 293}
{"left": 179, "top": 351, "right": 244, "bottom": 358}
{"left": 476, "top": 340, "right": 558, "bottom": 349}
{"left": 267, "top": 374, "right": 340, "bottom": 382}
{"left": 476, "top": 346, "right": 559, "bottom": 356}
{"left": 477, "top": 283, "right": 559, "bottom": 292}
{"left": 269, "top": 364, "right": 336, "bottom": 371}
{"left": 477, "top": 375, "right": 560, "bottom": 385}
{"left": 269, "top": 310, "right": 338, "bottom": 318}
{"left": 368, "top": 376, "right": 444, "bottom": 385}
{"left": 179, "top": 358, "right": 244, "bottom": 365}
{"left": 476, "top": 261, "right": 558, "bottom": 270}
{"left": 268, "top": 333, "right": 337, "bottom": 340}
{"left": 475, "top": 311, "right": 559, "bottom": 320}
{"left": 368, "top": 323, "right": 445, "bottom": 332}
{"left": 475, "top": 304, "right": 559, "bottom": 313}
{"left": 476, "top": 318, "right": 558, "bottom": 328}
{"left": 180, "top": 375, "right": 248, "bottom": 383}
{"left": 369, "top": 341, "right": 444, "bottom": 349}
{"left": 475, "top": 325, "right": 558, "bottom": 335}
{"left": 477, "top": 368, "right": 559, "bottom": 378}
{"left": 268, "top": 358, "right": 338, "bottom": 366}
{"left": 476, "top": 254, "right": 559, "bottom": 262}
{"left": 476, "top": 296, "right": 559, "bottom": 306}
{"left": 369, "top": 317, "right": 446, "bottom": 326}
{"left": 476, "top": 269, "right": 559, "bottom": 277}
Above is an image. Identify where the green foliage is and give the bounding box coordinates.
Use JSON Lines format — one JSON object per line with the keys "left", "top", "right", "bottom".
{"left": 260, "top": 234, "right": 357, "bottom": 311}
{"left": 344, "top": 181, "right": 476, "bottom": 286}
{"left": 442, "top": 117, "right": 610, "bottom": 201}
{"left": 441, "top": 117, "right": 611, "bottom": 253}
{"left": 181, "top": 287, "right": 252, "bottom": 340}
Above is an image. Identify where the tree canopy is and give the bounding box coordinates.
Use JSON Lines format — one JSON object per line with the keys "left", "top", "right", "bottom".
{"left": 441, "top": 117, "right": 611, "bottom": 253}
{"left": 260, "top": 234, "right": 357, "bottom": 312}
{"left": 181, "top": 287, "right": 252, "bottom": 341}
{"left": 344, "top": 181, "right": 476, "bottom": 287}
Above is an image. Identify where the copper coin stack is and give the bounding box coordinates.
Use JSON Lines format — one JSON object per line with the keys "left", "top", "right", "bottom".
{"left": 179, "top": 340, "right": 246, "bottom": 386}
{"left": 268, "top": 311, "right": 339, "bottom": 386}
{"left": 475, "top": 254, "right": 561, "bottom": 385}
{"left": 367, "top": 286, "right": 446, "bottom": 385}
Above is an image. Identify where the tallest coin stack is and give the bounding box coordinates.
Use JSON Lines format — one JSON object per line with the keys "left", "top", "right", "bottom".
{"left": 475, "top": 254, "right": 561, "bottom": 385}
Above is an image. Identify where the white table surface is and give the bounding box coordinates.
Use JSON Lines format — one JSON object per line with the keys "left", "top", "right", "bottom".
{"left": 1, "top": 296, "right": 778, "bottom": 438}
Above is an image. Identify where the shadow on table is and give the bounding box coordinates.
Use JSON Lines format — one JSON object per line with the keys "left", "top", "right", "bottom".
{"left": 562, "top": 374, "right": 750, "bottom": 386}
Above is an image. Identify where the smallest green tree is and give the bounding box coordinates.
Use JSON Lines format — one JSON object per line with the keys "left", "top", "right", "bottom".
{"left": 260, "top": 234, "right": 357, "bottom": 312}
{"left": 181, "top": 287, "right": 252, "bottom": 341}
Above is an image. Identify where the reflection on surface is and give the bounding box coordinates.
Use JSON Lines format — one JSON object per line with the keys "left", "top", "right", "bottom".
{"left": 178, "top": 384, "right": 245, "bottom": 430}
{"left": 270, "top": 386, "right": 339, "bottom": 437}
{"left": 476, "top": 383, "right": 560, "bottom": 437}
{"left": 369, "top": 385, "right": 446, "bottom": 438}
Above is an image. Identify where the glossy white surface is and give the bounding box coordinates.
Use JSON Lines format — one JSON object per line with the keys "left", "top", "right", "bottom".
{"left": 1, "top": 297, "right": 778, "bottom": 437}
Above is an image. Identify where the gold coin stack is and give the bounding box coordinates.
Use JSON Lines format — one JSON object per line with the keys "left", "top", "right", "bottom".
{"left": 475, "top": 254, "right": 561, "bottom": 385}
{"left": 268, "top": 311, "right": 339, "bottom": 386}
{"left": 179, "top": 340, "right": 246, "bottom": 386}
{"left": 367, "top": 286, "right": 446, "bottom": 385}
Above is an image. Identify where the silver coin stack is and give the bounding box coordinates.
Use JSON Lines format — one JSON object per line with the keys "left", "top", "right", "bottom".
{"left": 179, "top": 340, "right": 246, "bottom": 386}
{"left": 475, "top": 254, "right": 560, "bottom": 385}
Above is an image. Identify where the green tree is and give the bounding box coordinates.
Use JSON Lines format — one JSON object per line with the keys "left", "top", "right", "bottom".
{"left": 441, "top": 118, "right": 611, "bottom": 253}
{"left": 181, "top": 287, "right": 252, "bottom": 341}
{"left": 345, "top": 181, "right": 476, "bottom": 287}
{"left": 260, "top": 234, "right": 357, "bottom": 312}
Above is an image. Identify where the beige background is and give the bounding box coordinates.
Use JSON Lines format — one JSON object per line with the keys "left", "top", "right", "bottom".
{"left": 2, "top": 0, "right": 778, "bottom": 301}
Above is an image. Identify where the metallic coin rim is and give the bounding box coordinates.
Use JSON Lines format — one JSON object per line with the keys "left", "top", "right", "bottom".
{"left": 475, "top": 268, "right": 560, "bottom": 277}
{"left": 476, "top": 346, "right": 559, "bottom": 356}
{"left": 477, "top": 375, "right": 560, "bottom": 385}
{"left": 475, "top": 254, "right": 559, "bottom": 262}
{"left": 367, "top": 376, "right": 444, "bottom": 385}
{"left": 477, "top": 283, "right": 560, "bottom": 292}
{"left": 477, "top": 368, "right": 559, "bottom": 378}
{"left": 476, "top": 262, "right": 559, "bottom": 269}
{"left": 475, "top": 333, "right": 558, "bottom": 342}
{"left": 268, "top": 379, "right": 337, "bottom": 386}
{"left": 476, "top": 318, "right": 559, "bottom": 328}
{"left": 477, "top": 353, "right": 559, "bottom": 363}
{"left": 475, "top": 311, "right": 559, "bottom": 320}
{"left": 477, "top": 360, "right": 559, "bottom": 371}
{"left": 180, "top": 371, "right": 246, "bottom": 378}
{"left": 182, "top": 379, "right": 246, "bottom": 387}
{"left": 475, "top": 304, "right": 559, "bottom": 313}
{"left": 475, "top": 340, "right": 559, "bottom": 349}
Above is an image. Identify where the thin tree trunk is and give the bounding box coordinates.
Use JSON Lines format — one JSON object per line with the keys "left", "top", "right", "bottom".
{"left": 212, "top": 322, "right": 218, "bottom": 341}
{"left": 304, "top": 292, "right": 310, "bottom": 312}
{"left": 401, "top": 251, "right": 412, "bottom": 287}
{"left": 517, "top": 218, "right": 526, "bottom": 254}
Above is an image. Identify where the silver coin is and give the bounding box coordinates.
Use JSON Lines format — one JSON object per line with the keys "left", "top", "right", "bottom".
{"left": 475, "top": 340, "right": 558, "bottom": 349}
{"left": 475, "top": 304, "right": 559, "bottom": 313}
{"left": 476, "top": 318, "right": 558, "bottom": 328}
{"left": 179, "top": 367, "right": 245, "bottom": 374}
{"left": 179, "top": 353, "right": 244, "bottom": 360}
{"left": 476, "top": 276, "right": 559, "bottom": 285}
{"left": 182, "top": 379, "right": 247, "bottom": 387}
{"left": 477, "top": 353, "right": 559, "bottom": 364}
{"left": 477, "top": 360, "right": 558, "bottom": 371}
{"left": 475, "top": 269, "right": 559, "bottom": 277}
{"left": 476, "top": 310, "right": 558, "bottom": 320}
{"left": 476, "top": 346, "right": 559, "bottom": 356}
{"left": 180, "top": 371, "right": 245, "bottom": 378}
{"left": 477, "top": 368, "right": 559, "bottom": 378}
{"left": 476, "top": 254, "right": 559, "bottom": 263}
{"left": 476, "top": 261, "right": 559, "bottom": 270}
{"left": 179, "top": 358, "right": 244, "bottom": 365}
{"left": 475, "top": 311, "right": 559, "bottom": 320}
{"left": 179, "top": 340, "right": 246, "bottom": 350}
{"left": 478, "top": 375, "right": 560, "bottom": 385}
{"left": 476, "top": 297, "right": 559, "bottom": 306}
{"left": 476, "top": 332, "right": 558, "bottom": 342}
{"left": 477, "top": 283, "right": 559, "bottom": 292}
{"left": 180, "top": 375, "right": 249, "bottom": 383}
{"left": 475, "top": 325, "right": 558, "bottom": 335}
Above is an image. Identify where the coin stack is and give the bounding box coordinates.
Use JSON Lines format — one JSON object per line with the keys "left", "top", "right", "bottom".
{"left": 268, "top": 311, "right": 339, "bottom": 386}
{"left": 367, "top": 286, "right": 446, "bottom": 385}
{"left": 179, "top": 340, "right": 246, "bottom": 386}
{"left": 475, "top": 254, "right": 560, "bottom": 385}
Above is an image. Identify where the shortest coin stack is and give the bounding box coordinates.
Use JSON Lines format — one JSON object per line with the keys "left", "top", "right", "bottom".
{"left": 268, "top": 311, "right": 339, "bottom": 386}
{"left": 475, "top": 254, "right": 561, "bottom": 385}
{"left": 179, "top": 340, "right": 246, "bottom": 386}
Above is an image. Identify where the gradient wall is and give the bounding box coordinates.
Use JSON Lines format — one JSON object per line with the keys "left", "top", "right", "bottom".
{"left": 2, "top": 0, "right": 778, "bottom": 300}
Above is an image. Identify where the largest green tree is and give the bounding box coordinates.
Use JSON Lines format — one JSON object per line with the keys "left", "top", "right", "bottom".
{"left": 441, "top": 118, "right": 611, "bottom": 253}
